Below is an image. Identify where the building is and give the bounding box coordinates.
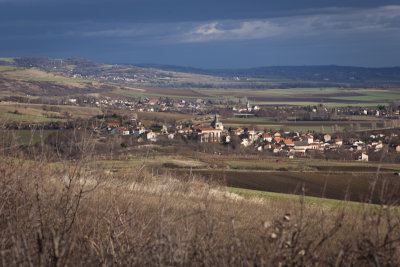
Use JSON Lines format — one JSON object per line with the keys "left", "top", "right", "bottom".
{"left": 359, "top": 153, "right": 369, "bottom": 162}
{"left": 194, "top": 114, "right": 224, "bottom": 142}
{"left": 196, "top": 128, "right": 223, "bottom": 142}
{"left": 118, "top": 127, "right": 130, "bottom": 136}
{"left": 211, "top": 114, "right": 224, "bottom": 130}
{"left": 324, "top": 134, "right": 331, "bottom": 142}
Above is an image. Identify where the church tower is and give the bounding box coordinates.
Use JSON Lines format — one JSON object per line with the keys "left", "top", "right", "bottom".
{"left": 211, "top": 113, "right": 223, "bottom": 130}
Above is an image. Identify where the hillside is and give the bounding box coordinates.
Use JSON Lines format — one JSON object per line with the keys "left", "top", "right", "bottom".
{"left": 1, "top": 56, "right": 400, "bottom": 266}
{"left": 137, "top": 63, "right": 400, "bottom": 84}
{"left": 2, "top": 56, "right": 400, "bottom": 112}
{"left": 0, "top": 68, "right": 113, "bottom": 96}
{"left": 2, "top": 57, "right": 222, "bottom": 89}
{"left": 3, "top": 57, "right": 400, "bottom": 89}
{"left": 2, "top": 152, "right": 400, "bottom": 266}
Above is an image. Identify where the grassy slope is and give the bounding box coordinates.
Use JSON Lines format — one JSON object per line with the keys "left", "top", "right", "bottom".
{"left": 0, "top": 102, "right": 102, "bottom": 122}
{"left": 226, "top": 187, "right": 374, "bottom": 209}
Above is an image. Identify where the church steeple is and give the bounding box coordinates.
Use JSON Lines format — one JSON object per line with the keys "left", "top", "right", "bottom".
{"left": 211, "top": 113, "right": 223, "bottom": 130}
{"left": 214, "top": 113, "right": 219, "bottom": 123}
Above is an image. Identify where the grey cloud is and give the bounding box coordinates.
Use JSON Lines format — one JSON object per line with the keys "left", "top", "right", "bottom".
{"left": 6, "top": 5, "right": 400, "bottom": 46}
{"left": 180, "top": 5, "right": 400, "bottom": 43}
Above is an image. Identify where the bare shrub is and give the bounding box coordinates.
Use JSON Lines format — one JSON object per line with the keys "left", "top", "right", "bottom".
{"left": 0, "top": 127, "right": 400, "bottom": 266}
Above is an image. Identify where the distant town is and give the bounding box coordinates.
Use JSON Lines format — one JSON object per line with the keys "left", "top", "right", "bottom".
{"left": 3, "top": 92, "right": 400, "bottom": 162}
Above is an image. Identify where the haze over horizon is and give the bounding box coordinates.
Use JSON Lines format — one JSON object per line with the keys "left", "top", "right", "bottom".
{"left": 1, "top": 0, "right": 400, "bottom": 69}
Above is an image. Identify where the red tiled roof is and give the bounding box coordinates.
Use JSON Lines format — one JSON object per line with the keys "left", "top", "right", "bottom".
{"left": 283, "top": 139, "right": 294, "bottom": 145}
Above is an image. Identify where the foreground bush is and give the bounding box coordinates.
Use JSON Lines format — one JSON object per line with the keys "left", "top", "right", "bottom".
{"left": 1, "top": 156, "right": 400, "bottom": 266}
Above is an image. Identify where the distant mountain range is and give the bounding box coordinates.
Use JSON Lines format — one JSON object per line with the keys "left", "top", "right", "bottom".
{"left": 2, "top": 57, "right": 400, "bottom": 87}
{"left": 136, "top": 63, "right": 400, "bottom": 83}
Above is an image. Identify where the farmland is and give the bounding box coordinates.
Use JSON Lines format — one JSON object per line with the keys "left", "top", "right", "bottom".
{"left": 116, "top": 86, "right": 400, "bottom": 106}
{"left": 90, "top": 152, "right": 400, "bottom": 204}
{"left": 222, "top": 116, "right": 389, "bottom": 133}
{"left": 2, "top": 59, "right": 400, "bottom": 108}
{"left": 1, "top": 57, "right": 400, "bottom": 265}
{"left": 1, "top": 56, "right": 400, "bottom": 204}
{"left": 193, "top": 87, "right": 400, "bottom": 105}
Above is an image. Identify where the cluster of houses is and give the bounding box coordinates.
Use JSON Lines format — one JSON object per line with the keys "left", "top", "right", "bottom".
{"left": 73, "top": 71, "right": 168, "bottom": 84}
{"left": 93, "top": 113, "right": 400, "bottom": 161}
{"left": 93, "top": 120, "right": 183, "bottom": 142}
{"left": 295, "top": 105, "right": 400, "bottom": 118}
{"left": 232, "top": 101, "right": 261, "bottom": 113}
{"left": 226, "top": 126, "right": 396, "bottom": 161}
{"left": 68, "top": 97, "right": 209, "bottom": 113}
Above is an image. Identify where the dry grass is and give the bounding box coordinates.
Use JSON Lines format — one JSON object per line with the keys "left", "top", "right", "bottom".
{"left": 1, "top": 132, "right": 400, "bottom": 266}
{"left": 3, "top": 68, "right": 88, "bottom": 85}
{"left": 0, "top": 102, "right": 102, "bottom": 121}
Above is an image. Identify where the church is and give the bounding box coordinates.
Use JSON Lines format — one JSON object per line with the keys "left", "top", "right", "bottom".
{"left": 194, "top": 114, "right": 224, "bottom": 143}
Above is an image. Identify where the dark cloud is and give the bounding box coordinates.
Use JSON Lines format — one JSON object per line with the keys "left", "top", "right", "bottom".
{"left": 0, "top": 1, "right": 399, "bottom": 67}
{"left": 1, "top": 0, "right": 398, "bottom": 23}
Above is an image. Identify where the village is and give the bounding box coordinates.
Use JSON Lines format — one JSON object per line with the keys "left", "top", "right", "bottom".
{"left": 66, "top": 95, "right": 400, "bottom": 119}
{"left": 3, "top": 94, "right": 400, "bottom": 162}
{"left": 94, "top": 109, "right": 400, "bottom": 162}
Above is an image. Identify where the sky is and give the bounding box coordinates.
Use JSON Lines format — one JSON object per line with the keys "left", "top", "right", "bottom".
{"left": 1, "top": 0, "right": 400, "bottom": 68}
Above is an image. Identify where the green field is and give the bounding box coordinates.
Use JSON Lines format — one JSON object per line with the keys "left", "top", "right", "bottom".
{"left": 225, "top": 117, "right": 277, "bottom": 123}
{"left": 120, "top": 86, "right": 397, "bottom": 106}
{"left": 119, "top": 89, "right": 213, "bottom": 100}
{"left": 195, "top": 87, "right": 400, "bottom": 106}
{"left": 226, "top": 187, "right": 373, "bottom": 209}
{"left": 332, "top": 90, "right": 400, "bottom": 102}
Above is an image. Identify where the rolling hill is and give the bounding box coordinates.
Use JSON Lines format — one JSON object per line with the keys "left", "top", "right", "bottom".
{"left": 2, "top": 57, "right": 400, "bottom": 90}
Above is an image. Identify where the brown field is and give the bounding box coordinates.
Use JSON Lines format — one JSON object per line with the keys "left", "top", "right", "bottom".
{"left": 99, "top": 152, "right": 400, "bottom": 205}
{"left": 174, "top": 169, "right": 399, "bottom": 204}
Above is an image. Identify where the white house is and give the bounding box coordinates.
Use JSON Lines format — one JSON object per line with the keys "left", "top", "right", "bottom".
{"left": 324, "top": 134, "right": 331, "bottom": 142}
{"left": 118, "top": 127, "right": 130, "bottom": 136}
{"left": 359, "top": 153, "right": 368, "bottom": 162}
{"left": 145, "top": 131, "right": 158, "bottom": 142}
